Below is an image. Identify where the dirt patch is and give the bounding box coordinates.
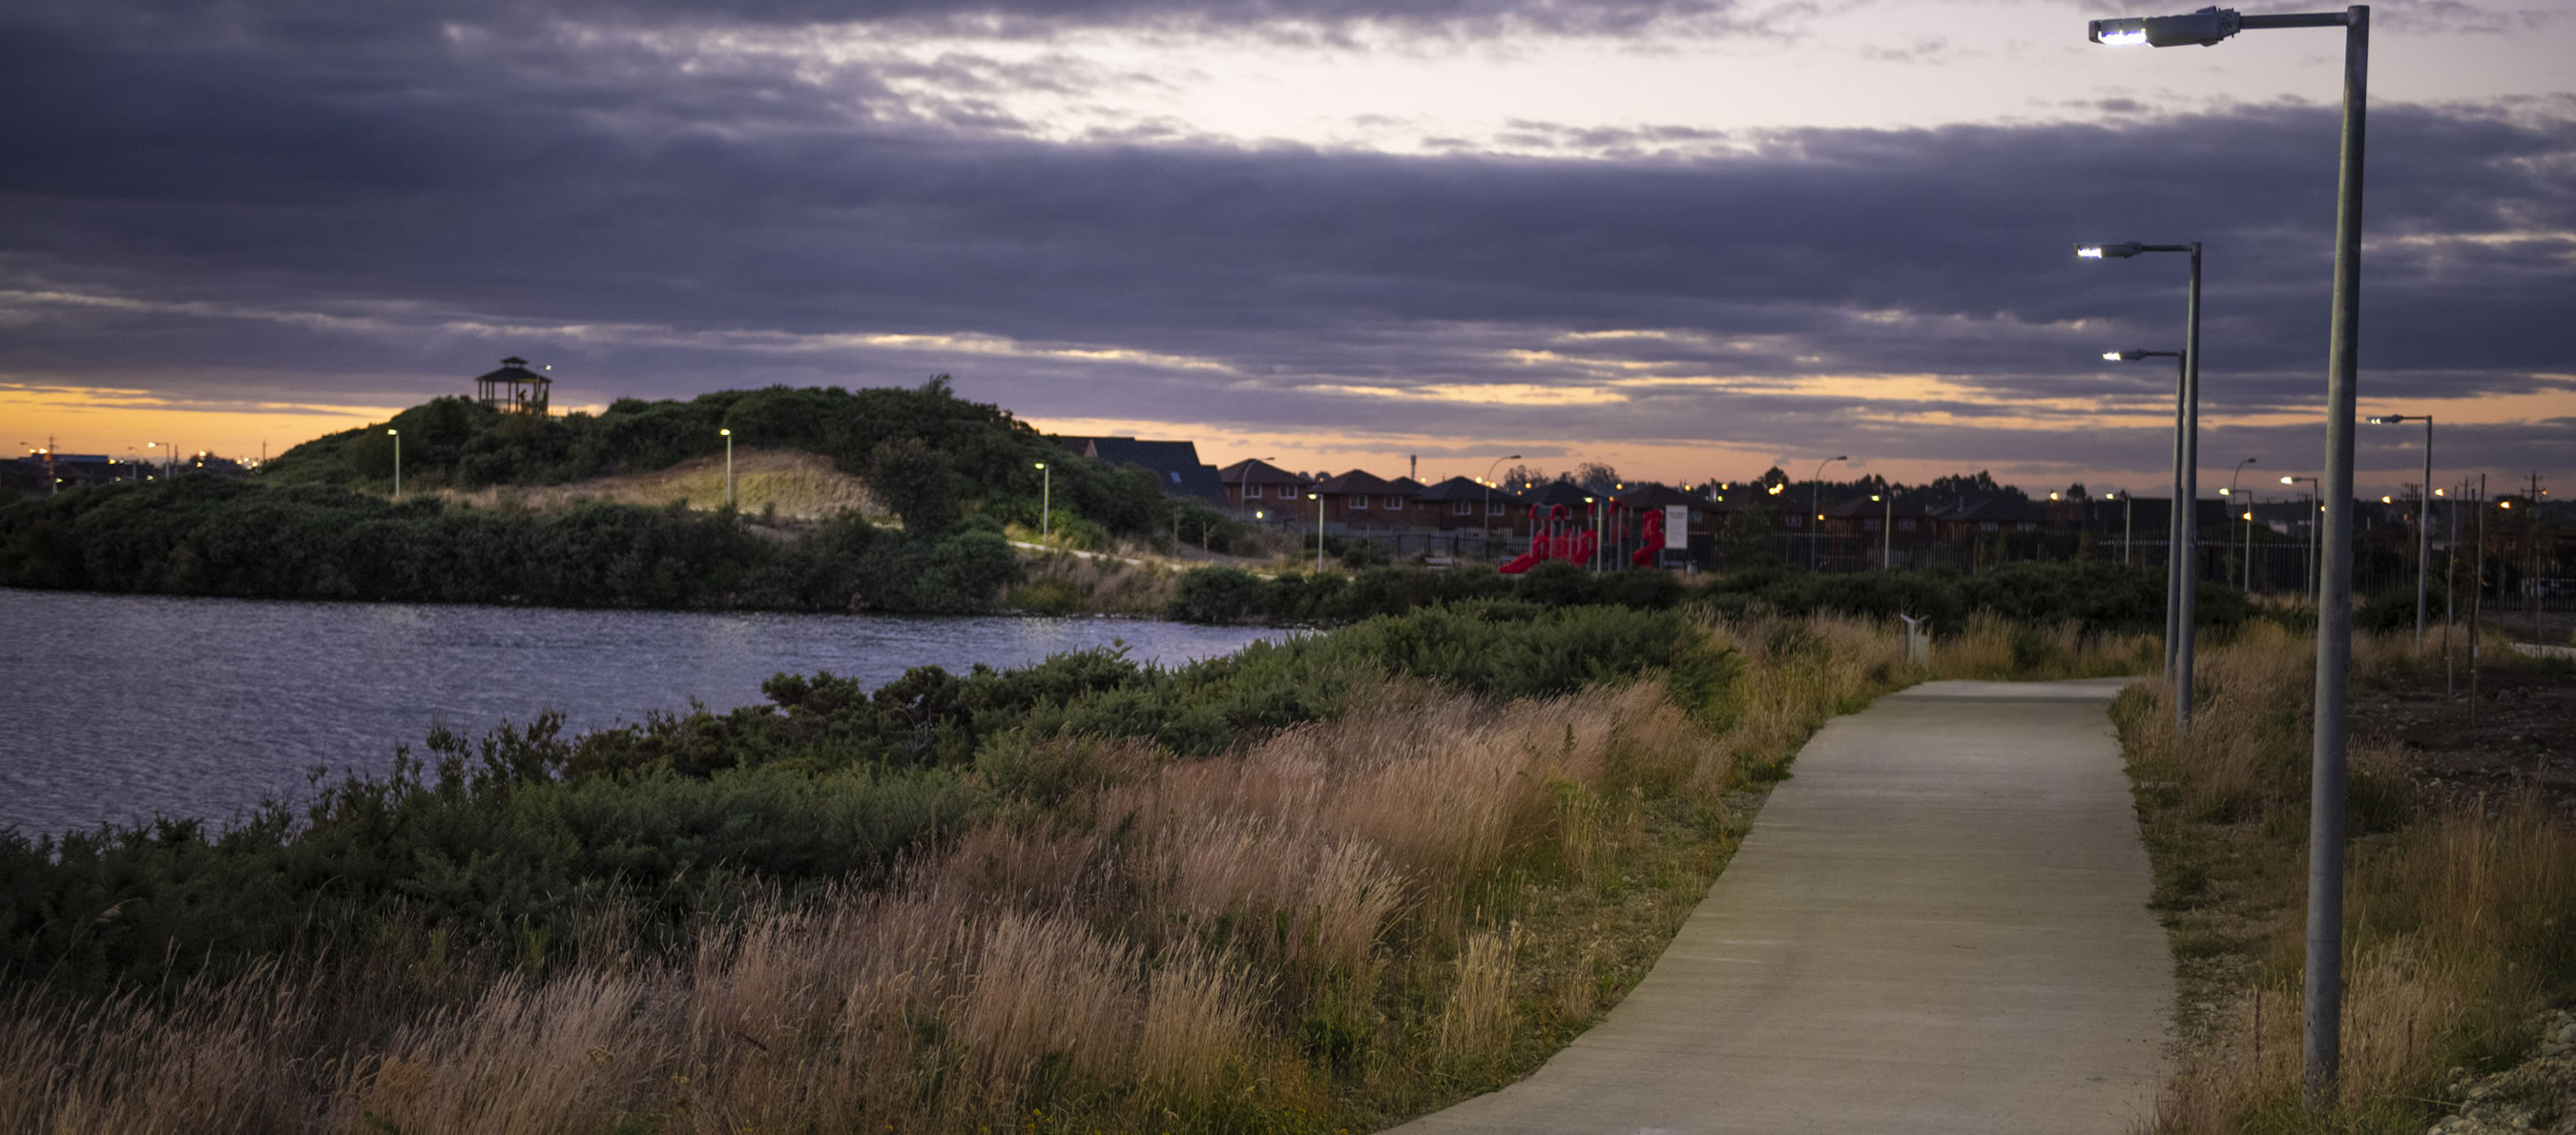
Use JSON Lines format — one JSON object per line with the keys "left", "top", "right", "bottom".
{"left": 2353, "top": 659, "right": 2576, "bottom": 819}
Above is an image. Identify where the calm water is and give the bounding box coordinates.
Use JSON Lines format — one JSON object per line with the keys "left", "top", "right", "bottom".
{"left": 0, "top": 588, "right": 1282, "bottom": 837}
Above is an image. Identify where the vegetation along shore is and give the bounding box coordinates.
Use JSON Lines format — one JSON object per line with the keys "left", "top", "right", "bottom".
{"left": 2, "top": 600, "right": 2151, "bottom": 1132}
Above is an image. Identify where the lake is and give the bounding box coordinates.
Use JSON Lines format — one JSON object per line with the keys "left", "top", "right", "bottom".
{"left": 0, "top": 588, "right": 1283, "bottom": 837}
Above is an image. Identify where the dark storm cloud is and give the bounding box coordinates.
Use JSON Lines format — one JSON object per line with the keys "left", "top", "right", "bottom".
{"left": 3, "top": 0, "right": 2571, "bottom": 483}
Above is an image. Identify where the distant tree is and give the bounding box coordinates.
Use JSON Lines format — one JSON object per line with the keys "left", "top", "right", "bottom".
{"left": 868, "top": 439, "right": 961, "bottom": 536}
{"left": 2066, "top": 482, "right": 2089, "bottom": 501}
{"left": 1758, "top": 466, "right": 1789, "bottom": 490}
{"left": 1499, "top": 464, "right": 1554, "bottom": 492}
{"left": 1720, "top": 504, "right": 1775, "bottom": 568}
{"left": 1572, "top": 463, "right": 1623, "bottom": 493}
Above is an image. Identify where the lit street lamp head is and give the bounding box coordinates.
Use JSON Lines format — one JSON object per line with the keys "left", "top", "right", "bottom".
{"left": 2089, "top": 6, "right": 2240, "bottom": 47}
{"left": 2076, "top": 242, "right": 2145, "bottom": 258}
{"left": 2364, "top": 415, "right": 2414, "bottom": 424}
{"left": 2104, "top": 349, "right": 2180, "bottom": 361}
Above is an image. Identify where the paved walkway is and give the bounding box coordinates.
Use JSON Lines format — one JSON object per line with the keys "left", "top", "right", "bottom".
{"left": 1393, "top": 678, "right": 2172, "bottom": 1134}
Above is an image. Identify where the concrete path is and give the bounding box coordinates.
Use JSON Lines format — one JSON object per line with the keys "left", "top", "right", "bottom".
{"left": 1392, "top": 678, "right": 2172, "bottom": 1135}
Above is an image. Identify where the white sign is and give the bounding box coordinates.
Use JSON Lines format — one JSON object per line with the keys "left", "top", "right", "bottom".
{"left": 1664, "top": 505, "right": 1689, "bottom": 549}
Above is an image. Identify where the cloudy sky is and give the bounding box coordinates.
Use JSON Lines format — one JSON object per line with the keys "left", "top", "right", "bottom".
{"left": 4, "top": 0, "right": 2570, "bottom": 495}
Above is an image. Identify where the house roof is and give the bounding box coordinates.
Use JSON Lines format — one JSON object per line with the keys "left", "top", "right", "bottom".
{"left": 1616, "top": 483, "right": 1700, "bottom": 509}
{"left": 1935, "top": 498, "right": 2051, "bottom": 524}
{"left": 1414, "top": 475, "right": 1521, "bottom": 503}
{"left": 1521, "top": 482, "right": 1598, "bottom": 509}
{"left": 1313, "top": 468, "right": 1409, "bottom": 496}
{"left": 1215, "top": 458, "right": 1310, "bottom": 486}
{"left": 1060, "top": 436, "right": 1230, "bottom": 505}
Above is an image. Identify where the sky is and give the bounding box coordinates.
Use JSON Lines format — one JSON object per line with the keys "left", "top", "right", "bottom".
{"left": 4, "top": 0, "right": 2571, "bottom": 497}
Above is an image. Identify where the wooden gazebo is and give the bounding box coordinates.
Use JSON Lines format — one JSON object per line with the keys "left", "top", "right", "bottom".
{"left": 472, "top": 357, "right": 551, "bottom": 415}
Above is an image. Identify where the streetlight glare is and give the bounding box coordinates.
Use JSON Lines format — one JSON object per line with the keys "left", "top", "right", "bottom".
{"left": 2281, "top": 476, "right": 2296, "bottom": 485}
{"left": 2076, "top": 242, "right": 2144, "bottom": 259}
{"left": 2088, "top": 7, "right": 2241, "bottom": 48}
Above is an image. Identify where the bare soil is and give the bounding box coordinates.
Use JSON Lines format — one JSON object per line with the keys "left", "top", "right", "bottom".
{"left": 2352, "top": 655, "right": 2576, "bottom": 819}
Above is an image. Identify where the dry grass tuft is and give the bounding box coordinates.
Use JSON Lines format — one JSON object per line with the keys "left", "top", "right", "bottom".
{"left": 444, "top": 447, "right": 888, "bottom": 521}
{"left": 2129, "top": 628, "right": 2576, "bottom": 1133}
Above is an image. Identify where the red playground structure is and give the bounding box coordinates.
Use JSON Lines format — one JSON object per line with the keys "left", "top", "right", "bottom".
{"left": 1499, "top": 500, "right": 1668, "bottom": 573}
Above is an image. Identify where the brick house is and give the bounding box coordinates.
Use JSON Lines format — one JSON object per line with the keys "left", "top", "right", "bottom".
{"left": 1311, "top": 469, "right": 1421, "bottom": 531}
{"left": 1215, "top": 458, "right": 1314, "bottom": 521}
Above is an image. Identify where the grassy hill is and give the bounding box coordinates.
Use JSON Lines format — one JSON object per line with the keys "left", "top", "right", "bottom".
{"left": 0, "top": 379, "right": 1257, "bottom": 613}
{"left": 264, "top": 376, "right": 1235, "bottom": 546}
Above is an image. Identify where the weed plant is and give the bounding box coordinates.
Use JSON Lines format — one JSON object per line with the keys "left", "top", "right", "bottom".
{"left": 2116, "top": 627, "right": 2576, "bottom": 1132}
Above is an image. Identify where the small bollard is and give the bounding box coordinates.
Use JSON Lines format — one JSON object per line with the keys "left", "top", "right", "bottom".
{"left": 1899, "top": 614, "right": 1932, "bottom": 666}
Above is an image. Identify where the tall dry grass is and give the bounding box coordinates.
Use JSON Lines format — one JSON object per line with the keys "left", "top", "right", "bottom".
{"left": 444, "top": 447, "right": 889, "bottom": 522}
{"left": 1006, "top": 547, "right": 1180, "bottom": 614}
{"left": 2123, "top": 628, "right": 2576, "bottom": 1133}
{"left": 0, "top": 610, "right": 1962, "bottom": 1133}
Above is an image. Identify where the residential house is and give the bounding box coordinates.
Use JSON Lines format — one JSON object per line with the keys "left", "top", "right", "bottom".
{"left": 1413, "top": 476, "right": 1526, "bottom": 534}
{"left": 1310, "top": 469, "right": 1421, "bottom": 531}
{"left": 1056, "top": 437, "right": 1230, "bottom": 506}
{"left": 1215, "top": 459, "right": 1314, "bottom": 521}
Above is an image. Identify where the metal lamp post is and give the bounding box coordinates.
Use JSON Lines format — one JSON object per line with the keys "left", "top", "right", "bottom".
{"left": 1308, "top": 492, "right": 1324, "bottom": 573}
{"left": 2227, "top": 458, "right": 2258, "bottom": 589}
{"left": 386, "top": 429, "right": 401, "bottom": 501}
{"left": 719, "top": 428, "right": 734, "bottom": 508}
{"left": 2091, "top": 3, "right": 2372, "bottom": 1103}
{"left": 2284, "top": 475, "right": 2321, "bottom": 603}
{"left": 2082, "top": 240, "right": 2204, "bottom": 694}
{"left": 147, "top": 440, "right": 174, "bottom": 482}
{"left": 1034, "top": 463, "right": 1050, "bottom": 539}
{"left": 1874, "top": 493, "right": 1892, "bottom": 568}
{"left": 2365, "top": 415, "right": 2432, "bottom": 643}
{"left": 1809, "top": 455, "right": 1846, "bottom": 570}
{"left": 2106, "top": 347, "right": 2193, "bottom": 722}
{"left": 1484, "top": 453, "right": 1521, "bottom": 554}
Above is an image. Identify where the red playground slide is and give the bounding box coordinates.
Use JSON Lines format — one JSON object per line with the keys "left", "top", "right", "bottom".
{"left": 1631, "top": 508, "right": 1666, "bottom": 567}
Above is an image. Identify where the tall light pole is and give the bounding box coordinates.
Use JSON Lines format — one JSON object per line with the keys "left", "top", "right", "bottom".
{"left": 2366, "top": 415, "right": 2432, "bottom": 643}
{"left": 1809, "top": 455, "right": 1846, "bottom": 570}
{"left": 2285, "top": 475, "right": 2321, "bottom": 604}
{"left": 2107, "top": 347, "right": 2192, "bottom": 712}
{"left": 2241, "top": 498, "right": 2258, "bottom": 590}
{"left": 146, "top": 440, "right": 173, "bottom": 482}
{"left": 386, "top": 428, "right": 401, "bottom": 501}
{"left": 1308, "top": 491, "right": 1324, "bottom": 573}
{"left": 719, "top": 428, "right": 735, "bottom": 508}
{"left": 2226, "top": 457, "right": 2258, "bottom": 590}
{"left": 2079, "top": 239, "right": 2206, "bottom": 662}
{"left": 2092, "top": 4, "right": 2372, "bottom": 1103}
{"left": 1034, "top": 462, "right": 1050, "bottom": 539}
{"left": 1483, "top": 453, "right": 1521, "bottom": 553}
{"left": 1873, "top": 493, "right": 1891, "bottom": 568}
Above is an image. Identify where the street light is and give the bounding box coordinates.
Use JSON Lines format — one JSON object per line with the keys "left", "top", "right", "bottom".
{"left": 1484, "top": 453, "right": 1522, "bottom": 554}
{"left": 386, "top": 429, "right": 401, "bottom": 501}
{"left": 146, "top": 440, "right": 173, "bottom": 482}
{"left": 2283, "top": 475, "right": 2321, "bottom": 604}
{"left": 2093, "top": 4, "right": 2372, "bottom": 1103}
{"left": 2105, "top": 347, "right": 2192, "bottom": 703}
{"left": 2229, "top": 458, "right": 2258, "bottom": 591}
{"left": 1033, "top": 462, "right": 1050, "bottom": 539}
{"left": 2366, "top": 414, "right": 2432, "bottom": 643}
{"left": 1307, "top": 491, "right": 1324, "bottom": 573}
{"left": 2083, "top": 238, "right": 2204, "bottom": 708}
{"left": 719, "top": 428, "right": 734, "bottom": 508}
{"left": 1810, "top": 455, "right": 1846, "bottom": 570}
{"left": 1872, "top": 493, "right": 1892, "bottom": 568}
